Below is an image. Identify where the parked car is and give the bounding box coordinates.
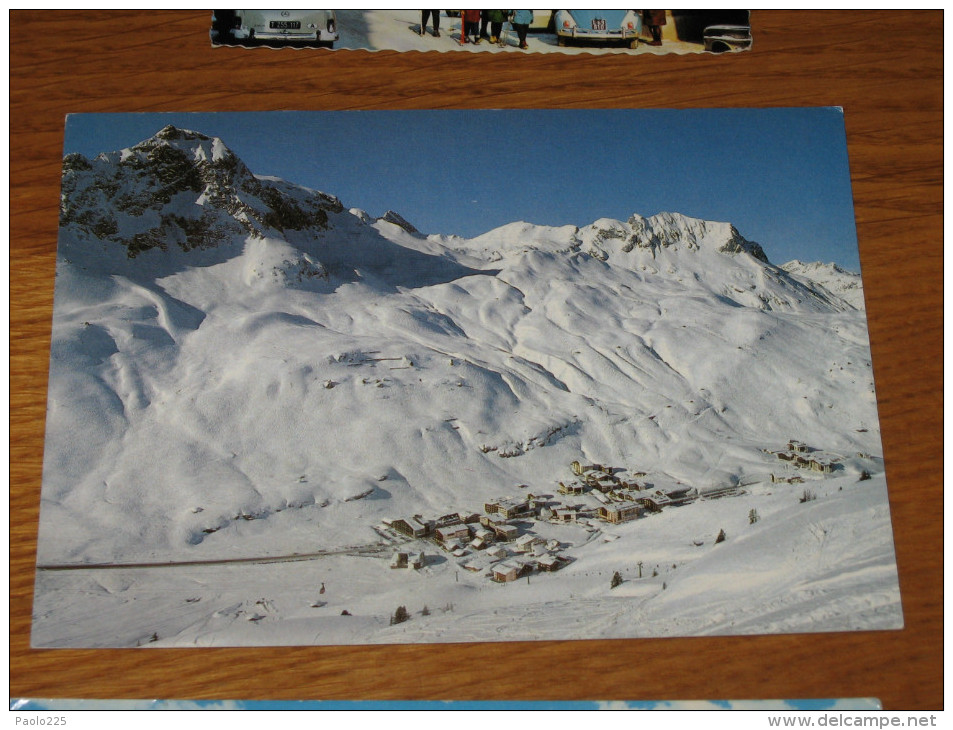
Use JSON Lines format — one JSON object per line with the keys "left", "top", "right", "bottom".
{"left": 554, "top": 10, "right": 641, "bottom": 48}
{"left": 703, "top": 24, "right": 752, "bottom": 53}
{"left": 226, "top": 10, "right": 339, "bottom": 47}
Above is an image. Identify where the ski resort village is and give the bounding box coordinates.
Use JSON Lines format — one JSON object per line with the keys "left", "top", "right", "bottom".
{"left": 380, "top": 440, "right": 878, "bottom": 588}
{"left": 31, "top": 123, "right": 902, "bottom": 647}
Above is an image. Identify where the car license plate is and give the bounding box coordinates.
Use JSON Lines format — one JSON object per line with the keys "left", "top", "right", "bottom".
{"left": 591, "top": 18, "right": 607, "bottom": 31}
{"left": 269, "top": 20, "right": 301, "bottom": 29}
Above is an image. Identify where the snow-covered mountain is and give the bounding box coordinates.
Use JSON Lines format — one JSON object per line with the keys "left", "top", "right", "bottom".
{"left": 782, "top": 259, "right": 866, "bottom": 310}
{"left": 35, "top": 127, "right": 899, "bottom": 647}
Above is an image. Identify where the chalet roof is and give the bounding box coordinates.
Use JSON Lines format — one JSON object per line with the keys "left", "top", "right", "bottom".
{"left": 603, "top": 503, "right": 640, "bottom": 513}
{"left": 436, "top": 523, "right": 469, "bottom": 534}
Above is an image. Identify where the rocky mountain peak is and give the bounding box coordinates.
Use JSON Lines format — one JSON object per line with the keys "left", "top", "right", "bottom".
{"left": 611, "top": 211, "right": 770, "bottom": 264}
{"left": 60, "top": 127, "right": 343, "bottom": 259}
{"left": 378, "top": 210, "right": 420, "bottom": 235}
{"left": 152, "top": 124, "right": 212, "bottom": 143}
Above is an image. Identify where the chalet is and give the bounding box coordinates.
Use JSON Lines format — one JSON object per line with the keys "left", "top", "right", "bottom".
{"left": 788, "top": 440, "right": 810, "bottom": 453}
{"left": 442, "top": 538, "right": 465, "bottom": 553}
{"left": 780, "top": 453, "right": 835, "bottom": 473}
{"left": 585, "top": 471, "right": 620, "bottom": 492}
{"left": 486, "top": 545, "right": 507, "bottom": 560}
{"left": 434, "top": 511, "right": 481, "bottom": 528}
{"left": 434, "top": 512, "right": 464, "bottom": 528}
{"left": 634, "top": 493, "right": 669, "bottom": 513}
{"left": 615, "top": 478, "right": 642, "bottom": 491}
{"left": 558, "top": 480, "right": 587, "bottom": 496}
{"left": 571, "top": 460, "right": 605, "bottom": 476}
{"left": 410, "top": 552, "right": 425, "bottom": 569}
{"left": 537, "top": 554, "right": 567, "bottom": 572}
{"left": 550, "top": 506, "right": 581, "bottom": 523}
{"left": 484, "top": 498, "right": 535, "bottom": 520}
{"left": 491, "top": 561, "right": 523, "bottom": 582}
{"left": 390, "top": 552, "right": 409, "bottom": 569}
{"left": 391, "top": 517, "right": 432, "bottom": 539}
{"left": 470, "top": 527, "right": 494, "bottom": 545}
{"left": 514, "top": 534, "right": 546, "bottom": 553}
{"left": 480, "top": 513, "right": 507, "bottom": 529}
{"left": 598, "top": 503, "right": 643, "bottom": 524}
{"left": 492, "top": 523, "right": 519, "bottom": 541}
{"left": 435, "top": 524, "right": 471, "bottom": 544}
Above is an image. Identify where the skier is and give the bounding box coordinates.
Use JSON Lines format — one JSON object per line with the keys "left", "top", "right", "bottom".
{"left": 487, "top": 10, "right": 510, "bottom": 45}
{"left": 419, "top": 10, "right": 441, "bottom": 37}
{"left": 511, "top": 10, "right": 533, "bottom": 50}
{"left": 462, "top": 10, "right": 482, "bottom": 44}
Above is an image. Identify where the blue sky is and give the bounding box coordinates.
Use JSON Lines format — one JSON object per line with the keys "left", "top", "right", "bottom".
{"left": 64, "top": 108, "right": 861, "bottom": 270}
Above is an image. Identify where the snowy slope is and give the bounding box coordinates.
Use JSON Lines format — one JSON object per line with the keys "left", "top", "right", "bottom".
{"left": 34, "top": 127, "right": 901, "bottom": 646}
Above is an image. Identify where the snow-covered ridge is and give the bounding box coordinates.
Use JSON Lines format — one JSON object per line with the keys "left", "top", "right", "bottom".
{"left": 58, "top": 125, "right": 857, "bottom": 314}
{"left": 782, "top": 259, "right": 865, "bottom": 310}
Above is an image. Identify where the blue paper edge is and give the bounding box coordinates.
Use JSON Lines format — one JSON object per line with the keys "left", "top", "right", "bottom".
{"left": 11, "top": 698, "right": 883, "bottom": 711}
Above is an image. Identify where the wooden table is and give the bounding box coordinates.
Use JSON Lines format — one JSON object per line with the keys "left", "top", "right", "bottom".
{"left": 10, "top": 10, "right": 943, "bottom": 710}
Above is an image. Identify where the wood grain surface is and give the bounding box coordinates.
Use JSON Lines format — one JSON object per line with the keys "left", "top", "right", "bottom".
{"left": 10, "top": 10, "right": 943, "bottom": 710}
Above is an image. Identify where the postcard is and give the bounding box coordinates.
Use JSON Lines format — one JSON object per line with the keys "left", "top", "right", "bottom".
{"left": 33, "top": 109, "right": 901, "bottom": 647}
{"left": 11, "top": 699, "right": 884, "bottom": 711}
{"left": 210, "top": 10, "right": 752, "bottom": 55}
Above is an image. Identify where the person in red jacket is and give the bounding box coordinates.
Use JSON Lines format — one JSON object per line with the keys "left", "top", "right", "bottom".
{"left": 462, "top": 10, "right": 482, "bottom": 43}
{"left": 642, "top": 10, "right": 666, "bottom": 46}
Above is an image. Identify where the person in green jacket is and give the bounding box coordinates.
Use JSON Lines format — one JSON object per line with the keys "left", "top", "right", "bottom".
{"left": 487, "top": 10, "right": 511, "bottom": 44}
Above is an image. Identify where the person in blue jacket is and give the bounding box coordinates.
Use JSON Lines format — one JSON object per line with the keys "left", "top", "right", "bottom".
{"left": 511, "top": 9, "right": 533, "bottom": 49}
